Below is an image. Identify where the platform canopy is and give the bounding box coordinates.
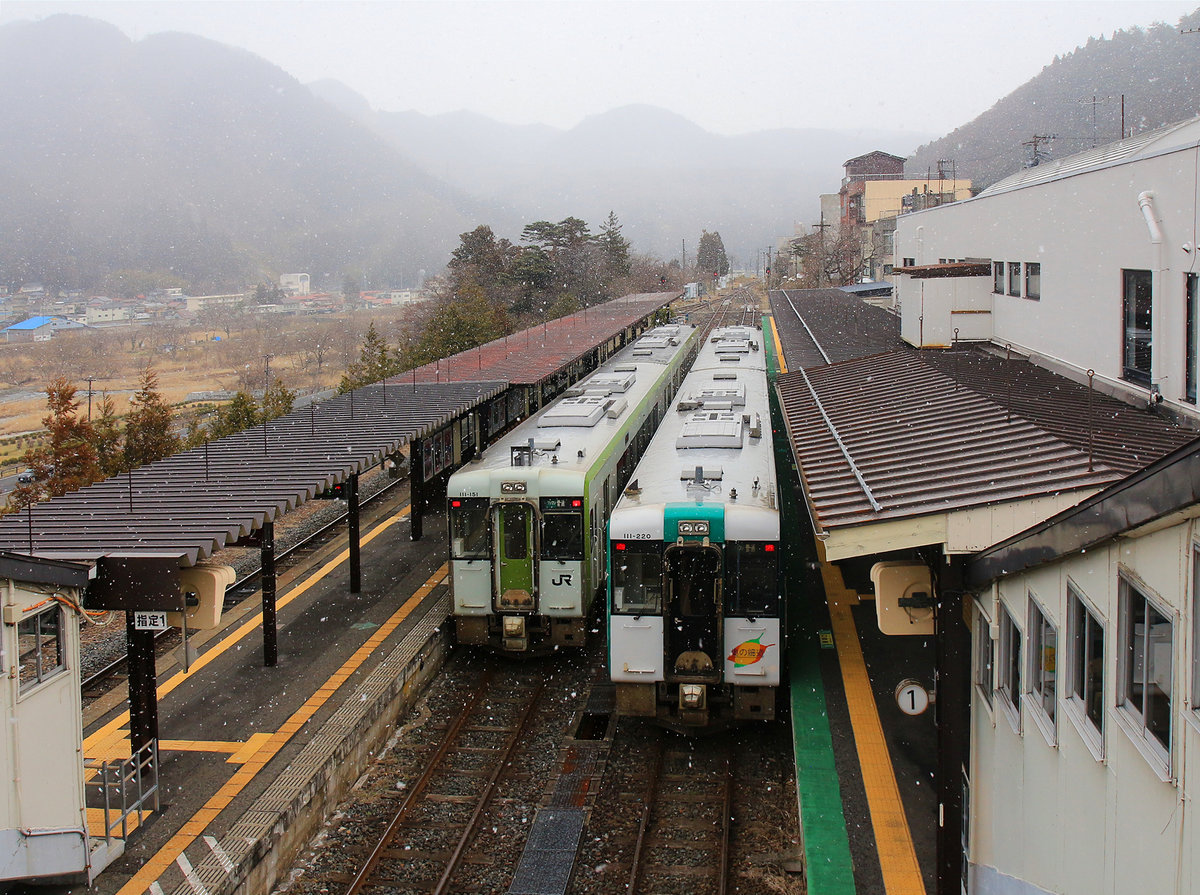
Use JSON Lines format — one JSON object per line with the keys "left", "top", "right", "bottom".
{"left": 0, "top": 380, "right": 506, "bottom": 565}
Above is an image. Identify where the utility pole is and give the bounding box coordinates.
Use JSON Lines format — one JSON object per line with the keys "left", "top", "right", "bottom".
{"left": 681, "top": 238, "right": 686, "bottom": 271}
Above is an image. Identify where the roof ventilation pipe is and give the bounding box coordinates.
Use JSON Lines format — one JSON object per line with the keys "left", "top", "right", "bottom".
{"left": 1138, "top": 191, "right": 1166, "bottom": 401}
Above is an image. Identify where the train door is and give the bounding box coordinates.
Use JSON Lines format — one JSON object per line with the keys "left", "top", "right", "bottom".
{"left": 664, "top": 545, "right": 722, "bottom": 678}
{"left": 494, "top": 503, "right": 535, "bottom": 610}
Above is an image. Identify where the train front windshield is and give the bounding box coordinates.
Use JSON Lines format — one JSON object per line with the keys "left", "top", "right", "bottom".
{"left": 543, "top": 513, "right": 584, "bottom": 560}
{"left": 724, "top": 543, "right": 780, "bottom": 616}
{"left": 450, "top": 498, "right": 489, "bottom": 559}
{"left": 611, "top": 542, "right": 663, "bottom": 614}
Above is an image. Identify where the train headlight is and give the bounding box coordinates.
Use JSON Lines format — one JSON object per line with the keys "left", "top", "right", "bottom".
{"left": 679, "top": 683, "right": 706, "bottom": 710}
{"left": 500, "top": 481, "right": 528, "bottom": 494}
{"left": 502, "top": 616, "right": 526, "bottom": 638}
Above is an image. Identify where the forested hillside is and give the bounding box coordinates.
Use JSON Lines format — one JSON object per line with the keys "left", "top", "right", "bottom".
{"left": 909, "top": 9, "right": 1200, "bottom": 189}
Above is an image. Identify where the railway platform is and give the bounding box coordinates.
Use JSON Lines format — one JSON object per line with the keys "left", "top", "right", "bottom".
{"left": 52, "top": 495, "right": 454, "bottom": 895}
{"left": 767, "top": 310, "right": 936, "bottom": 895}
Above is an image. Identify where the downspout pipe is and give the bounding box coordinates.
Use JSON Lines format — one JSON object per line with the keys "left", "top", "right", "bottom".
{"left": 1138, "top": 191, "right": 1166, "bottom": 400}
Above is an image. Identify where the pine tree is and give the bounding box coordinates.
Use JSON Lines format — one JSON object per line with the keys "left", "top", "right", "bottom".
{"left": 91, "top": 393, "right": 124, "bottom": 477}
{"left": 598, "top": 211, "right": 632, "bottom": 277}
{"left": 11, "top": 377, "right": 101, "bottom": 506}
{"left": 207, "top": 391, "right": 260, "bottom": 439}
{"left": 123, "top": 366, "right": 180, "bottom": 470}
{"left": 338, "top": 321, "right": 393, "bottom": 393}
{"left": 261, "top": 379, "right": 296, "bottom": 421}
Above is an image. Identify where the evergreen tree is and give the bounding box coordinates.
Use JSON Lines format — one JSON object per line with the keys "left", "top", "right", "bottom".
{"left": 123, "top": 366, "right": 180, "bottom": 470}
{"left": 91, "top": 393, "right": 124, "bottom": 477}
{"left": 696, "top": 231, "right": 730, "bottom": 278}
{"left": 408, "top": 278, "right": 506, "bottom": 367}
{"left": 261, "top": 379, "right": 296, "bottom": 421}
{"left": 11, "top": 377, "right": 100, "bottom": 506}
{"left": 339, "top": 321, "right": 394, "bottom": 393}
{"left": 207, "top": 391, "right": 260, "bottom": 439}
{"left": 598, "top": 211, "right": 632, "bottom": 277}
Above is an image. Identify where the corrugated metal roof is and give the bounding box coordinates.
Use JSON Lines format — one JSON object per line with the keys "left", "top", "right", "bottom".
{"left": 0, "top": 380, "right": 506, "bottom": 563}
{"left": 405, "top": 292, "right": 672, "bottom": 385}
{"left": 977, "top": 117, "right": 1200, "bottom": 198}
{"left": 770, "top": 289, "right": 904, "bottom": 369}
{"left": 776, "top": 345, "right": 1195, "bottom": 532}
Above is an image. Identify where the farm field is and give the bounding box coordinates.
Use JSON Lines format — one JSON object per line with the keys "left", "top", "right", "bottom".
{"left": 0, "top": 307, "right": 422, "bottom": 467}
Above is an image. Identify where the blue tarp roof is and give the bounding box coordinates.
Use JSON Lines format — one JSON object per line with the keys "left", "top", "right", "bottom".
{"left": 4, "top": 315, "right": 55, "bottom": 331}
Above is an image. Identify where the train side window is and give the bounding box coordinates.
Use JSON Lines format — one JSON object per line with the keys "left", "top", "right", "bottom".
{"left": 543, "top": 513, "right": 584, "bottom": 561}
{"left": 725, "top": 543, "right": 779, "bottom": 616}
{"left": 612, "top": 543, "right": 663, "bottom": 614}
{"left": 449, "top": 498, "right": 489, "bottom": 559}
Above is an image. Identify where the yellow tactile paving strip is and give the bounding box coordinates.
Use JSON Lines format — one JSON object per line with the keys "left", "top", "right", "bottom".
{"left": 115, "top": 560, "right": 447, "bottom": 895}
{"left": 822, "top": 562, "right": 926, "bottom": 894}
{"left": 74, "top": 501, "right": 447, "bottom": 895}
{"left": 770, "top": 312, "right": 789, "bottom": 373}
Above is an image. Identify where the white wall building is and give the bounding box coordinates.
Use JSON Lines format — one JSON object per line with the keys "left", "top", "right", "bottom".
{"left": 889, "top": 117, "right": 1200, "bottom": 894}
{"left": 967, "top": 440, "right": 1200, "bottom": 895}
{"left": 894, "top": 117, "right": 1200, "bottom": 420}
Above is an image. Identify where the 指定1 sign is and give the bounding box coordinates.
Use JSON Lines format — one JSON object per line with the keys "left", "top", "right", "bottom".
{"left": 133, "top": 611, "right": 169, "bottom": 631}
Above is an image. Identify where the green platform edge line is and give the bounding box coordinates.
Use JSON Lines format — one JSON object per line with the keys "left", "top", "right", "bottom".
{"left": 763, "top": 312, "right": 857, "bottom": 894}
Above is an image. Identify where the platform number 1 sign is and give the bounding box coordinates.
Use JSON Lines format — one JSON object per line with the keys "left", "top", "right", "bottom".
{"left": 895, "top": 679, "right": 931, "bottom": 716}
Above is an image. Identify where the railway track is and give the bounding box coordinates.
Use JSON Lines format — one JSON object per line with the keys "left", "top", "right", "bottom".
{"left": 574, "top": 717, "right": 803, "bottom": 895}
{"left": 344, "top": 668, "right": 548, "bottom": 895}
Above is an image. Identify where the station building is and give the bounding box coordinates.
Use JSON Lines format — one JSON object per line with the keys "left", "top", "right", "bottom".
{"left": 888, "top": 116, "right": 1200, "bottom": 893}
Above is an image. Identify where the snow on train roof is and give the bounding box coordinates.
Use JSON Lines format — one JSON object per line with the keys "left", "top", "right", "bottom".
{"left": 453, "top": 325, "right": 698, "bottom": 476}
{"left": 614, "top": 325, "right": 777, "bottom": 514}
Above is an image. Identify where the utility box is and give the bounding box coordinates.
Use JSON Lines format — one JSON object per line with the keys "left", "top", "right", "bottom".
{"left": 870, "top": 561, "right": 936, "bottom": 636}
{"left": 167, "top": 564, "right": 236, "bottom": 631}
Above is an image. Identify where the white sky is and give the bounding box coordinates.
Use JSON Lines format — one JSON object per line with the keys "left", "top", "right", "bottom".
{"left": 2, "top": 0, "right": 1196, "bottom": 136}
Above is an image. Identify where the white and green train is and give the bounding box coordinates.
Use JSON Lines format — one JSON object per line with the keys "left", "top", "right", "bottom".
{"left": 608, "top": 323, "right": 782, "bottom": 731}
{"left": 447, "top": 324, "right": 701, "bottom": 653}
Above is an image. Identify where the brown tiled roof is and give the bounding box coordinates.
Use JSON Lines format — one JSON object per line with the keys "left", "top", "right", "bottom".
{"left": 403, "top": 292, "right": 672, "bottom": 385}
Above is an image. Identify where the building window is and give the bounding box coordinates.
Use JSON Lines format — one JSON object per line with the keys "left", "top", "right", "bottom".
{"left": 903, "top": 257, "right": 915, "bottom": 268}
{"left": 1007, "top": 261, "right": 1022, "bottom": 297}
{"left": 1186, "top": 273, "right": 1197, "bottom": 404}
{"left": 993, "top": 261, "right": 1004, "bottom": 293}
{"left": 1028, "top": 596, "right": 1057, "bottom": 738}
{"left": 1118, "top": 576, "right": 1172, "bottom": 763}
{"left": 883, "top": 264, "right": 894, "bottom": 276}
{"left": 1122, "top": 269, "right": 1153, "bottom": 386}
{"left": 1192, "top": 545, "right": 1200, "bottom": 713}
{"left": 1067, "top": 585, "right": 1105, "bottom": 753}
{"left": 1025, "top": 262, "right": 1041, "bottom": 300}
{"left": 998, "top": 602, "right": 1022, "bottom": 730}
{"left": 974, "top": 600, "right": 994, "bottom": 709}
{"left": 17, "top": 606, "right": 65, "bottom": 693}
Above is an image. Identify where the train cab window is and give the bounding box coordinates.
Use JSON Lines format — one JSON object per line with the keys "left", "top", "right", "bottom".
{"left": 543, "top": 513, "right": 584, "bottom": 560}
{"left": 612, "top": 542, "right": 664, "bottom": 614}
{"left": 499, "top": 504, "right": 529, "bottom": 559}
{"left": 725, "top": 542, "right": 779, "bottom": 617}
{"left": 449, "top": 498, "right": 489, "bottom": 559}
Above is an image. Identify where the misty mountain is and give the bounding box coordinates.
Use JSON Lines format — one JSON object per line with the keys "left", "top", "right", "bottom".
{"left": 313, "top": 86, "right": 931, "bottom": 267}
{"left": 909, "top": 10, "right": 1200, "bottom": 189}
{"left": 0, "top": 15, "right": 494, "bottom": 293}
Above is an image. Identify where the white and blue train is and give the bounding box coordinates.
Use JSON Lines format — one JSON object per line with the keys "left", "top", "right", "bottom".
{"left": 447, "top": 324, "right": 701, "bottom": 654}
{"left": 608, "top": 323, "right": 782, "bottom": 730}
